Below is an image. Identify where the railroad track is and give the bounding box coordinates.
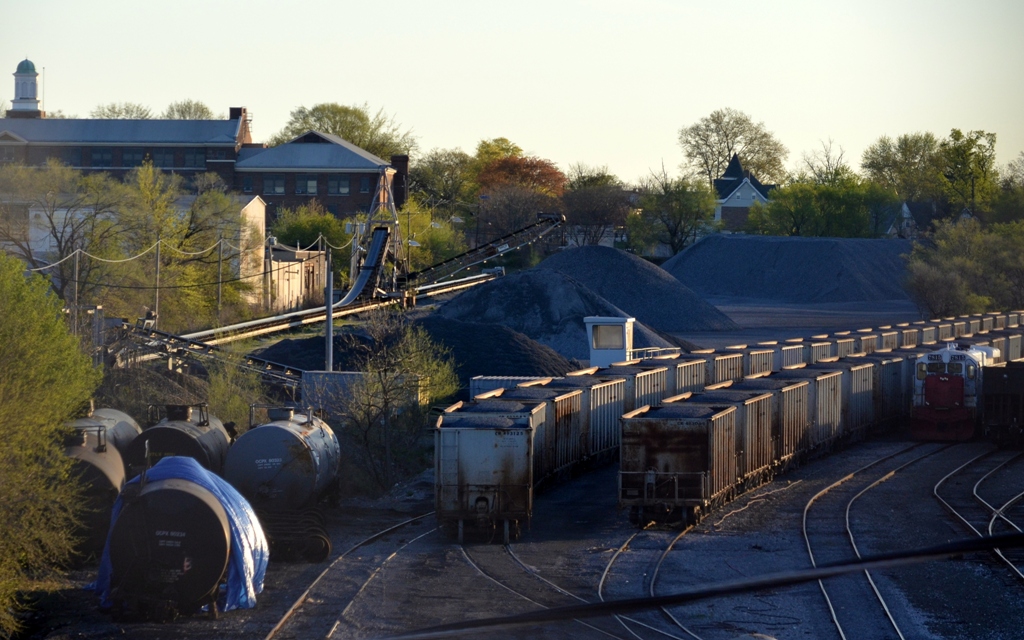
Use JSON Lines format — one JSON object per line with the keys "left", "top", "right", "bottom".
{"left": 264, "top": 512, "right": 435, "bottom": 640}
{"left": 934, "top": 448, "right": 1024, "bottom": 583}
{"left": 801, "top": 442, "right": 950, "bottom": 640}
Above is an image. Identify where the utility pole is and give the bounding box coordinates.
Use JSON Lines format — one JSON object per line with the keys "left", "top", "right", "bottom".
{"left": 72, "top": 249, "right": 79, "bottom": 335}
{"left": 217, "top": 235, "right": 223, "bottom": 321}
{"left": 325, "top": 246, "right": 333, "bottom": 372}
{"left": 154, "top": 240, "right": 161, "bottom": 328}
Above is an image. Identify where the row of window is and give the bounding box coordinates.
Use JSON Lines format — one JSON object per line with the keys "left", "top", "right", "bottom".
{"left": 3, "top": 146, "right": 231, "bottom": 168}
{"left": 242, "top": 175, "right": 372, "bottom": 196}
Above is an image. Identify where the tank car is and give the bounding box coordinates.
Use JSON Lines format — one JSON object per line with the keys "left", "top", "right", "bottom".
{"left": 100, "top": 456, "right": 268, "bottom": 621}
{"left": 223, "top": 406, "right": 340, "bottom": 562}
{"left": 63, "top": 408, "right": 142, "bottom": 554}
{"left": 910, "top": 343, "right": 999, "bottom": 441}
{"left": 124, "top": 404, "right": 233, "bottom": 475}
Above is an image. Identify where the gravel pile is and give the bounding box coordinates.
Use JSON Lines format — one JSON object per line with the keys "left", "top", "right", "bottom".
{"left": 539, "top": 246, "right": 737, "bottom": 331}
{"left": 662, "top": 235, "right": 913, "bottom": 303}
{"left": 438, "top": 268, "right": 688, "bottom": 360}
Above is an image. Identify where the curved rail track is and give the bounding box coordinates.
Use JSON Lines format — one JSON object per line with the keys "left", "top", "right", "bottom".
{"left": 264, "top": 512, "right": 435, "bottom": 640}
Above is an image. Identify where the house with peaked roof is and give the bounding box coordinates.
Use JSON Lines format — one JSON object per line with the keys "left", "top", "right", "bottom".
{"left": 234, "top": 131, "right": 408, "bottom": 218}
{"left": 713, "top": 154, "right": 775, "bottom": 231}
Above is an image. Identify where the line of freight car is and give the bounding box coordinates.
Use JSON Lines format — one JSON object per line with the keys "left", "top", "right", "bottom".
{"left": 982, "top": 360, "right": 1024, "bottom": 445}
{"left": 64, "top": 407, "right": 142, "bottom": 555}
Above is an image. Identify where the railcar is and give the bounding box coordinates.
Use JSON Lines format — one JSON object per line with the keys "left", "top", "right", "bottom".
{"left": 63, "top": 407, "right": 142, "bottom": 554}
{"left": 124, "top": 404, "right": 233, "bottom": 475}
{"left": 910, "top": 343, "right": 999, "bottom": 441}
{"left": 981, "top": 360, "right": 1024, "bottom": 445}
{"left": 223, "top": 406, "right": 340, "bottom": 562}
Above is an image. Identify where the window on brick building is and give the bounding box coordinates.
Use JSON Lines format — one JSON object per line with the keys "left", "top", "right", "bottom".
{"left": 152, "top": 149, "right": 175, "bottom": 168}
{"left": 0, "top": 147, "right": 17, "bottom": 164}
{"left": 242, "top": 176, "right": 253, "bottom": 193}
{"left": 263, "top": 175, "right": 285, "bottom": 195}
{"left": 184, "top": 148, "right": 206, "bottom": 168}
{"left": 122, "top": 148, "right": 144, "bottom": 167}
{"left": 328, "top": 176, "right": 350, "bottom": 195}
{"left": 295, "top": 174, "right": 318, "bottom": 195}
{"left": 91, "top": 148, "right": 113, "bottom": 168}
{"left": 359, "top": 177, "right": 370, "bottom": 193}
{"left": 63, "top": 147, "right": 82, "bottom": 166}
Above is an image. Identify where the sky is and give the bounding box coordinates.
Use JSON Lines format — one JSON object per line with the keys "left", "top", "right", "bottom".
{"left": 3, "top": 0, "right": 1023, "bottom": 184}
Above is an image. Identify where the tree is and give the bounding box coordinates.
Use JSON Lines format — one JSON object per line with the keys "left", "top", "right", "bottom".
{"left": 904, "top": 218, "right": 995, "bottom": 316}
{"left": 89, "top": 102, "right": 152, "bottom": 119}
{"left": 678, "top": 108, "right": 788, "bottom": 186}
{"left": 0, "top": 160, "right": 128, "bottom": 306}
{"left": 477, "top": 156, "right": 567, "bottom": 198}
{"left": 330, "top": 310, "right": 457, "bottom": 490}
{"left": 802, "top": 139, "right": 856, "bottom": 186}
{"left": 628, "top": 169, "right": 715, "bottom": 255}
{"left": 0, "top": 252, "right": 100, "bottom": 637}
{"left": 269, "top": 103, "right": 418, "bottom": 159}
{"left": 939, "top": 129, "right": 998, "bottom": 216}
{"left": 992, "top": 151, "right": 1024, "bottom": 223}
{"left": 746, "top": 177, "right": 896, "bottom": 238}
{"left": 270, "top": 201, "right": 352, "bottom": 282}
{"left": 861, "top": 132, "right": 944, "bottom": 202}
{"left": 562, "top": 164, "right": 630, "bottom": 247}
{"left": 162, "top": 99, "right": 218, "bottom": 120}
{"left": 477, "top": 185, "right": 558, "bottom": 243}
{"left": 399, "top": 198, "right": 467, "bottom": 272}
{"left": 408, "top": 147, "right": 476, "bottom": 219}
{"left": 473, "top": 137, "right": 523, "bottom": 169}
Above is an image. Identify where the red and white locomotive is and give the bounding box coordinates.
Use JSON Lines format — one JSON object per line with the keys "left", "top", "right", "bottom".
{"left": 910, "top": 343, "right": 1000, "bottom": 441}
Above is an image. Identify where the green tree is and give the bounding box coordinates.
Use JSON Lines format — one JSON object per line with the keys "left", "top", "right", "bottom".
{"left": 678, "top": 108, "right": 788, "bottom": 186}
{"left": 270, "top": 201, "right": 352, "bottom": 281}
{"left": 269, "top": 103, "right": 418, "bottom": 158}
{"left": 939, "top": 129, "right": 998, "bottom": 216}
{"left": 408, "top": 147, "right": 476, "bottom": 219}
{"left": 992, "top": 151, "right": 1024, "bottom": 223}
{"left": 89, "top": 102, "right": 152, "bottom": 119}
{"left": 628, "top": 169, "right": 715, "bottom": 255}
{"left": 400, "top": 197, "right": 467, "bottom": 272}
{"left": 904, "top": 218, "right": 995, "bottom": 316}
{"left": 861, "top": 132, "right": 944, "bottom": 202}
{"left": 323, "top": 310, "right": 458, "bottom": 491}
{"left": 162, "top": 99, "right": 219, "bottom": 120}
{"left": 0, "top": 252, "right": 100, "bottom": 637}
{"left": 562, "top": 164, "right": 630, "bottom": 247}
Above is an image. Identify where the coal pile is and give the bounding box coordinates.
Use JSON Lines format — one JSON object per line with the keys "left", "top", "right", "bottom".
{"left": 662, "top": 235, "right": 913, "bottom": 303}
{"left": 252, "top": 318, "right": 574, "bottom": 391}
{"left": 539, "top": 246, "right": 737, "bottom": 331}
{"left": 412, "top": 316, "right": 575, "bottom": 388}
{"left": 438, "top": 269, "right": 684, "bottom": 360}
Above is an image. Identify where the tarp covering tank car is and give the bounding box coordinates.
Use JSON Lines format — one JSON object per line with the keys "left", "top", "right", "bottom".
{"left": 96, "top": 456, "right": 268, "bottom": 617}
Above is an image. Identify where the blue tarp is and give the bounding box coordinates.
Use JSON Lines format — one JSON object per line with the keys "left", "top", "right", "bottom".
{"left": 95, "top": 456, "right": 269, "bottom": 611}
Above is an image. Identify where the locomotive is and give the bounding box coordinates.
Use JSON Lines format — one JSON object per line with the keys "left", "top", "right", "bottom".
{"left": 910, "top": 343, "right": 1000, "bottom": 441}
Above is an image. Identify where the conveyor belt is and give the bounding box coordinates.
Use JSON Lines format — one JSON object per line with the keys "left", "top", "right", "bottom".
{"left": 337, "top": 226, "right": 390, "bottom": 307}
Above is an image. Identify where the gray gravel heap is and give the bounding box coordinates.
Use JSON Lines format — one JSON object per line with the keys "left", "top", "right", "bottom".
{"left": 662, "top": 235, "right": 913, "bottom": 303}
{"left": 438, "top": 268, "right": 682, "bottom": 360}
{"left": 538, "top": 246, "right": 737, "bottom": 331}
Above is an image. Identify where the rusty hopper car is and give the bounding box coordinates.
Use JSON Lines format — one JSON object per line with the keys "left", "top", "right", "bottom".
{"left": 620, "top": 403, "right": 737, "bottom": 524}
{"left": 731, "top": 377, "right": 811, "bottom": 470}
{"left": 435, "top": 414, "right": 534, "bottom": 543}
{"left": 771, "top": 368, "right": 843, "bottom": 453}
{"left": 852, "top": 352, "right": 907, "bottom": 430}
{"left": 518, "top": 375, "right": 625, "bottom": 467}
{"left": 805, "top": 360, "right": 875, "bottom": 442}
{"left": 477, "top": 386, "right": 583, "bottom": 487}
{"left": 983, "top": 360, "right": 1024, "bottom": 445}
{"left": 682, "top": 389, "right": 775, "bottom": 490}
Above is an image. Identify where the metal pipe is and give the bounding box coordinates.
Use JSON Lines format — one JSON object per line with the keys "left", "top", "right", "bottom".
{"left": 325, "top": 246, "right": 333, "bottom": 372}
{"left": 154, "top": 240, "right": 161, "bottom": 328}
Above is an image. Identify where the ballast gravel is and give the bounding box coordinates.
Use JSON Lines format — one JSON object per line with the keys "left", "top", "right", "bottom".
{"left": 538, "top": 245, "right": 737, "bottom": 332}
{"left": 663, "top": 235, "right": 914, "bottom": 303}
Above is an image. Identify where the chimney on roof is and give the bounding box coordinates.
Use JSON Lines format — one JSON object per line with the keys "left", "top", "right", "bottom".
{"left": 229, "top": 107, "right": 245, "bottom": 120}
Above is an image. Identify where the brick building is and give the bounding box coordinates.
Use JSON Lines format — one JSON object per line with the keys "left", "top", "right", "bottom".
{"left": 0, "top": 59, "right": 407, "bottom": 222}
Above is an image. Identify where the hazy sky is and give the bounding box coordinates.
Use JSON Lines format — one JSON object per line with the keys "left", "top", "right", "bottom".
{"left": 3, "top": 0, "right": 1022, "bottom": 183}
